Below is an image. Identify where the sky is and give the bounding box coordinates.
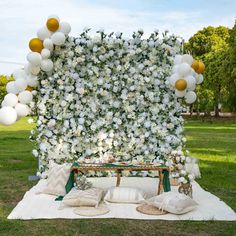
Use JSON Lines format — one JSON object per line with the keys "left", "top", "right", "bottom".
{"left": 0, "top": 0, "right": 235, "bottom": 74}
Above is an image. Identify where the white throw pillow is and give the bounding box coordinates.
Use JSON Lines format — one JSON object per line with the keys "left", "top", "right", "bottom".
{"left": 60, "top": 187, "right": 103, "bottom": 209}
{"left": 41, "top": 162, "right": 71, "bottom": 196}
{"left": 104, "top": 187, "right": 145, "bottom": 203}
{"left": 147, "top": 192, "right": 198, "bottom": 214}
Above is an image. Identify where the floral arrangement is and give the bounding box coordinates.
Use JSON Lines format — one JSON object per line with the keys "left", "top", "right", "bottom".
{"left": 0, "top": 16, "right": 205, "bottom": 184}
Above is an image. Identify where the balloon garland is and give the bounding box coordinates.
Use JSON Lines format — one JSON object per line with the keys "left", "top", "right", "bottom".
{"left": 0, "top": 15, "right": 204, "bottom": 126}
{"left": 168, "top": 54, "right": 205, "bottom": 104}
{"left": 0, "top": 15, "right": 71, "bottom": 126}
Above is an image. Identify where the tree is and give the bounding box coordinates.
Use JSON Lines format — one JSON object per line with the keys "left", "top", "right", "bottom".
{"left": 0, "top": 75, "right": 13, "bottom": 103}
{"left": 185, "top": 26, "right": 231, "bottom": 116}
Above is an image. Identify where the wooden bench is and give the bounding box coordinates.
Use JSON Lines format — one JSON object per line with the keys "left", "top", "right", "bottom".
{"left": 71, "top": 163, "right": 170, "bottom": 195}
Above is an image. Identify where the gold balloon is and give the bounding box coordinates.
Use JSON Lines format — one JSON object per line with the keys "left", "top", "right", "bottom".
{"left": 29, "top": 38, "right": 43, "bottom": 53}
{"left": 191, "top": 60, "right": 199, "bottom": 72}
{"left": 175, "top": 79, "right": 187, "bottom": 91}
{"left": 196, "top": 61, "right": 205, "bottom": 74}
{"left": 26, "top": 86, "right": 33, "bottom": 92}
{"left": 46, "top": 18, "right": 59, "bottom": 32}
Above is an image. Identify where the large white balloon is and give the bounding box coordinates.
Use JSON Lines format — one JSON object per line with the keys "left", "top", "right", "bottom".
{"left": 25, "top": 63, "right": 41, "bottom": 76}
{"left": 15, "top": 103, "right": 30, "bottom": 117}
{"left": 51, "top": 32, "right": 66, "bottom": 45}
{"left": 43, "top": 38, "right": 54, "bottom": 51}
{"left": 178, "top": 63, "right": 191, "bottom": 77}
{"left": 14, "top": 78, "right": 27, "bottom": 92}
{"left": 1, "top": 100, "right": 7, "bottom": 107}
{"left": 172, "top": 65, "right": 179, "bottom": 74}
{"left": 169, "top": 73, "right": 180, "bottom": 87}
{"left": 175, "top": 89, "right": 186, "bottom": 98}
{"left": 27, "top": 52, "right": 42, "bottom": 66}
{"left": 58, "top": 22, "right": 71, "bottom": 35}
{"left": 18, "top": 91, "right": 33, "bottom": 104}
{"left": 13, "top": 68, "right": 26, "bottom": 80}
{"left": 26, "top": 75, "right": 39, "bottom": 87}
{"left": 4, "top": 93, "right": 18, "bottom": 107}
{"left": 184, "top": 75, "right": 196, "bottom": 90}
{"left": 174, "top": 55, "right": 182, "bottom": 65}
{"left": 37, "top": 26, "right": 52, "bottom": 40}
{"left": 0, "top": 106, "right": 17, "bottom": 126}
{"left": 41, "top": 48, "right": 50, "bottom": 59}
{"left": 181, "top": 54, "right": 193, "bottom": 66}
{"left": 6, "top": 81, "right": 18, "bottom": 94}
{"left": 185, "top": 91, "right": 197, "bottom": 104}
{"left": 41, "top": 59, "right": 53, "bottom": 72}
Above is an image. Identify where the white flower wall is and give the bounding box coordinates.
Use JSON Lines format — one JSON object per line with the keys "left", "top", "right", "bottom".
{"left": 33, "top": 29, "right": 186, "bottom": 176}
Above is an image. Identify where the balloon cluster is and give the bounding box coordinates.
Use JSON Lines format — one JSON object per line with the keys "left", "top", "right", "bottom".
{"left": 0, "top": 15, "right": 71, "bottom": 126}
{"left": 168, "top": 54, "right": 205, "bottom": 104}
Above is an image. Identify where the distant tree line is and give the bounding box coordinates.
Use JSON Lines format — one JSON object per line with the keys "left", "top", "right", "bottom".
{"left": 185, "top": 22, "right": 236, "bottom": 116}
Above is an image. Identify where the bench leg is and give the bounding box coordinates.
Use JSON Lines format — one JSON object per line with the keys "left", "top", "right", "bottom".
{"left": 157, "top": 170, "right": 164, "bottom": 195}
{"left": 116, "top": 169, "right": 122, "bottom": 187}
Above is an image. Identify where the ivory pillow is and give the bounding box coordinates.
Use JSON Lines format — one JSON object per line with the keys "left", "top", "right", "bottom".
{"left": 104, "top": 187, "right": 145, "bottom": 203}
{"left": 147, "top": 192, "right": 198, "bottom": 214}
{"left": 60, "top": 187, "right": 103, "bottom": 208}
{"left": 41, "top": 162, "right": 71, "bottom": 196}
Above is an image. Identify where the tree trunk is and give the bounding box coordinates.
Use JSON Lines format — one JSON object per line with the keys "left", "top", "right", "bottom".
{"left": 214, "top": 85, "right": 221, "bottom": 117}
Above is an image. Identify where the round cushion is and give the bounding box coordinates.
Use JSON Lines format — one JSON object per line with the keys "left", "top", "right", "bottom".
{"left": 73, "top": 205, "right": 110, "bottom": 216}
{"left": 136, "top": 204, "right": 168, "bottom": 215}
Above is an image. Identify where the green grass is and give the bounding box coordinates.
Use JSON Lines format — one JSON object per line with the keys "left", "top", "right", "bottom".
{"left": 0, "top": 118, "right": 235, "bottom": 236}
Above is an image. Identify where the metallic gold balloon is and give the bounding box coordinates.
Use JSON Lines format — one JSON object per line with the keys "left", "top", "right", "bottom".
{"left": 196, "top": 61, "right": 205, "bottom": 74}
{"left": 29, "top": 38, "right": 43, "bottom": 53}
{"left": 175, "top": 79, "right": 187, "bottom": 91}
{"left": 46, "top": 18, "right": 59, "bottom": 32}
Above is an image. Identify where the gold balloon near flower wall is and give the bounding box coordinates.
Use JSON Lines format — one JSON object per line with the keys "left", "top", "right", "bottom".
{"left": 175, "top": 79, "right": 187, "bottom": 91}
{"left": 196, "top": 61, "right": 205, "bottom": 74}
{"left": 29, "top": 38, "right": 44, "bottom": 53}
{"left": 46, "top": 18, "right": 59, "bottom": 32}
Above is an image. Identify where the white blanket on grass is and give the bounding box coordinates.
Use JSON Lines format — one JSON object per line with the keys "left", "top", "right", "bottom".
{"left": 8, "top": 177, "right": 236, "bottom": 220}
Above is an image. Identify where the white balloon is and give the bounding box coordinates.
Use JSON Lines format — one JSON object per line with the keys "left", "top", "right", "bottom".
{"left": 196, "top": 74, "right": 204, "bottom": 84}
{"left": 3, "top": 93, "right": 18, "bottom": 107}
{"left": 174, "top": 55, "right": 182, "bottom": 65}
{"left": 26, "top": 75, "right": 39, "bottom": 87}
{"left": 0, "top": 106, "right": 17, "bottom": 126}
{"left": 18, "top": 91, "right": 33, "bottom": 104}
{"left": 37, "top": 26, "right": 52, "bottom": 40}
{"left": 41, "top": 48, "right": 50, "bottom": 59}
{"left": 15, "top": 103, "right": 30, "bottom": 117}
{"left": 14, "top": 78, "right": 27, "bottom": 92}
{"left": 13, "top": 68, "right": 26, "bottom": 80}
{"left": 24, "top": 63, "right": 41, "bottom": 76}
{"left": 181, "top": 54, "right": 193, "bottom": 66}
{"left": 1, "top": 100, "right": 7, "bottom": 107}
{"left": 27, "top": 52, "right": 42, "bottom": 66}
{"left": 41, "top": 59, "right": 53, "bottom": 72}
{"left": 43, "top": 38, "right": 54, "bottom": 51}
{"left": 178, "top": 63, "right": 191, "bottom": 77}
{"left": 185, "top": 91, "right": 197, "bottom": 104}
{"left": 58, "top": 22, "right": 71, "bottom": 35}
{"left": 169, "top": 73, "right": 180, "bottom": 87}
{"left": 175, "top": 89, "right": 186, "bottom": 98}
{"left": 172, "top": 65, "right": 179, "bottom": 73}
{"left": 6, "top": 81, "right": 18, "bottom": 94}
{"left": 48, "top": 15, "right": 60, "bottom": 21}
{"left": 184, "top": 75, "right": 196, "bottom": 90}
{"left": 51, "top": 32, "right": 66, "bottom": 46}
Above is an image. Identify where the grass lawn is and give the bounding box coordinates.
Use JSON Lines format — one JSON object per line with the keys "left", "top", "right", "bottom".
{"left": 0, "top": 118, "right": 235, "bottom": 236}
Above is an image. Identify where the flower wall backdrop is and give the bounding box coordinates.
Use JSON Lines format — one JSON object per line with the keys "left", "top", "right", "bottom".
{"left": 32, "top": 29, "right": 187, "bottom": 178}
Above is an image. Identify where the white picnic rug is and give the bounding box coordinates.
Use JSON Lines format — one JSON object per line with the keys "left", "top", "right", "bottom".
{"left": 8, "top": 177, "right": 236, "bottom": 220}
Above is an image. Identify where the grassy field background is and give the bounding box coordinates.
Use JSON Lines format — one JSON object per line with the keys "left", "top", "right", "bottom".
{"left": 0, "top": 118, "right": 235, "bottom": 236}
